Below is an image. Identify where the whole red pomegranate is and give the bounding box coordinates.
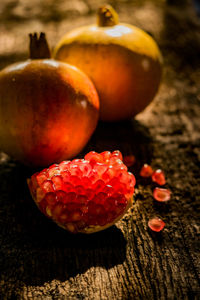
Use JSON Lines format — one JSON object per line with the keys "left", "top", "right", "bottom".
{"left": 0, "top": 33, "right": 99, "bottom": 167}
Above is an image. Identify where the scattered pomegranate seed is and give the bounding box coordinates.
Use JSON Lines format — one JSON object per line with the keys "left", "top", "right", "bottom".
{"left": 28, "top": 150, "right": 136, "bottom": 234}
{"left": 123, "top": 155, "right": 136, "bottom": 167}
{"left": 153, "top": 187, "right": 171, "bottom": 202}
{"left": 152, "top": 169, "right": 166, "bottom": 185}
{"left": 140, "top": 164, "right": 154, "bottom": 177}
{"left": 148, "top": 217, "right": 165, "bottom": 232}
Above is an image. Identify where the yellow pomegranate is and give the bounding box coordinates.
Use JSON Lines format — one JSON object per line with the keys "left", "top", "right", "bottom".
{"left": 54, "top": 5, "right": 163, "bottom": 121}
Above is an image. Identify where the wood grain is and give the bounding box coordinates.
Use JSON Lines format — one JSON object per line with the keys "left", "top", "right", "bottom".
{"left": 0, "top": 0, "right": 199, "bottom": 299}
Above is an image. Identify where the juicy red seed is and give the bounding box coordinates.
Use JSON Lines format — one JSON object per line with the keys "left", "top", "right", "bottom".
{"left": 102, "top": 166, "right": 115, "bottom": 182}
{"left": 59, "top": 160, "right": 71, "bottom": 171}
{"left": 78, "top": 161, "right": 92, "bottom": 176}
{"left": 153, "top": 187, "right": 171, "bottom": 202}
{"left": 70, "top": 210, "right": 82, "bottom": 222}
{"left": 127, "top": 172, "right": 136, "bottom": 187}
{"left": 52, "top": 203, "right": 63, "bottom": 218}
{"left": 36, "top": 172, "right": 48, "bottom": 185}
{"left": 88, "top": 202, "right": 105, "bottom": 215}
{"left": 85, "top": 188, "right": 95, "bottom": 200}
{"left": 69, "top": 166, "right": 83, "bottom": 177}
{"left": 114, "top": 194, "right": 127, "bottom": 205}
{"left": 109, "top": 177, "right": 119, "bottom": 187}
{"left": 69, "top": 175, "right": 81, "bottom": 186}
{"left": 51, "top": 175, "right": 63, "bottom": 190}
{"left": 75, "top": 185, "right": 85, "bottom": 195}
{"left": 140, "top": 164, "right": 154, "bottom": 177}
{"left": 56, "top": 190, "right": 67, "bottom": 203}
{"left": 42, "top": 180, "right": 55, "bottom": 193}
{"left": 123, "top": 155, "right": 136, "bottom": 167}
{"left": 84, "top": 151, "right": 103, "bottom": 164}
{"left": 63, "top": 182, "right": 74, "bottom": 193}
{"left": 102, "top": 185, "right": 113, "bottom": 195}
{"left": 88, "top": 169, "right": 98, "bottom": 183}
{"left": 81, "top": 176, "right": 91, "bottom": 187}
{"left": 152, "top": 169, "right": 166, "bottom": 185}
{"left": 148, "top": 218, "right": 165, "bottom": 232}
{"left": 65, "top": 192, "right": 77, "bottom": 202}
{"left": 76, "top": 195, "right": 88, "bottom": 204}
{"left": 101, "top": 151, "right": 111, "bottom": 162}
{"left": 60, "top": 170, "right": 70, "bottom": 182}
{"left": 109, "top": 157, "right": 122, "bottom": 165}
{"left": 116, "top": 183, "right": 127, "bottom": 194}
{"left": 48, "top": 167, "right": 60, "bottom": 178}
{"left": 93, "top": 179, "right": 105, "bottom": 192}
{"left": 45, "top": 192, "right": 57, "bottom": 205}
{"left": 93, "top": 163, "right": 108, "bottom": 177}
{"left": 111, "top": 150, "right": 123, "bottom": 161}
{"left": 92, "top": 192, "right": 107, "bottom": 204}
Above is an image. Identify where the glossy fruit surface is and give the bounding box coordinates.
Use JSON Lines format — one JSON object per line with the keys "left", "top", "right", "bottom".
{"left": 153, "top": 187, "right": 171, "bottom": 202}
{"left": 152, "top": 169, "right": 166, "bottom": 185}
{"left": 54, "top": 5, "right": 162, "bottom": 121}
{"left": 28, "top": 150, "right": 136, "bottom": 233}
{"left": 0, "top": 33, "right": 99, "bottom": 167}
{"left": 148, "top": 217, "right": 165, "bottom": 232}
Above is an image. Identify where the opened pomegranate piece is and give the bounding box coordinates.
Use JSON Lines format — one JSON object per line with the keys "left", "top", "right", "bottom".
{"left": 28, "top": 150, "right": 136, "bottom": 234}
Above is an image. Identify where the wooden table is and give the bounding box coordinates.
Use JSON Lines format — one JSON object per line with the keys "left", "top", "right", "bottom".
{"left": 0, "top": 1, "right": 199, "bottom": 299}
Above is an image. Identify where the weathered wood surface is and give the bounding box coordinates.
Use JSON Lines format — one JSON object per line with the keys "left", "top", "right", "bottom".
{"left": 0, "top": 0, "right": 200, "bottom": 299}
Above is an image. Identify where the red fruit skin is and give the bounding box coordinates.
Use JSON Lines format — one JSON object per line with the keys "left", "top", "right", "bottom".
{"left": 28, "top": 150, "right": 136, "bottom": 234}
{"left": 0, "top": 60, "right": 99, "bottom": 167}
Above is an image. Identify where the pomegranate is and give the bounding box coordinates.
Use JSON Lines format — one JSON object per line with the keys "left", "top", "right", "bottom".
{"left": 54, "top": 5, "right": 162, "bottom": 121}
{"left": 0, "top": 33, "right": 99, "bottom": 167}
{"left": 28, "top": 150, "right": 136, "bottom": 234}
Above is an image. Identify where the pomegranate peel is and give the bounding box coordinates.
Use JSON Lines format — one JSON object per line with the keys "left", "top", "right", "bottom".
{"left": 28, "top": 150, "right": 136, "bottom": 234}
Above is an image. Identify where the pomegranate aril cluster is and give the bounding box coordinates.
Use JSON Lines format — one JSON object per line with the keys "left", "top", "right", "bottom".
{"left": 28, "top": 150, "right": 135, "bottom": 233}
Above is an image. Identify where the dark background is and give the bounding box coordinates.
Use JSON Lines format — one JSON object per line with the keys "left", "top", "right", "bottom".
{"left": 0, "top": 0, "right": 199, "bottom": 299}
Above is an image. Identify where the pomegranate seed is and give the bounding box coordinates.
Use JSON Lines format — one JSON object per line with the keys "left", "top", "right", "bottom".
{"left": 69, "top": 175, "right": 81, "bottom": 186}
{"left": 111, "top": 150, "right": 123, "bottom": 161}
{"left": 92, "top": 179, "right": 105, "bottom": 192}
{"left": 140, "top": 164, "right": 154, "bottom": 177}
{"left": 51, "top": 175, "right": 63, "bottom": 190}
{"left": 36, "top": 172, "right": 48, "bottom": 185}
{"left": 36, "top": 187, "right": 45, "bottom": 203}
{"left": 152, "top": 169, "right": 166, "bottom": 185}
{"left": 42, "top": 180, "right": 55, "bottom": 193}
{"left": 75, "top": 185, "right": 85, "bottom": 195}
{"left": 55, "top": 190, "right": 67, "bottom": 203}
{"left": 65, "top": 192, "right": 77, "bottom": 202}
{"left": 28, "top": 150, "right": 135, "bottom": 234}
{"left": 45, "top": 192, "right": 57, "bottom": 205}
{"left": 123, "top": 155, "right": 136, "bottom": 167}
{"left": 153, "top": 187, "right": 171, "bottom": 202}
{"left": 59, "top": 161, "right": 71, "bottom": 171}
{"left": 84, "top": 151, "right": 103, "bottom": 164}
{"left": 93, "top": 163, "right": 108, "bottom": 176}
{"left": 148, "top": 217, "right": 165, "bottom": 232}
{"left": 101, "top": 151, "right": 111, "bottom": 162}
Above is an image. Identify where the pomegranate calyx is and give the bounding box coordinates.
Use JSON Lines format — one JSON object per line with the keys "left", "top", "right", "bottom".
{"left": 29, "top": 32, "right": 51, "bottom": 59}
{"left": 97, "top": 5, "right": 119, "bottom": 27}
